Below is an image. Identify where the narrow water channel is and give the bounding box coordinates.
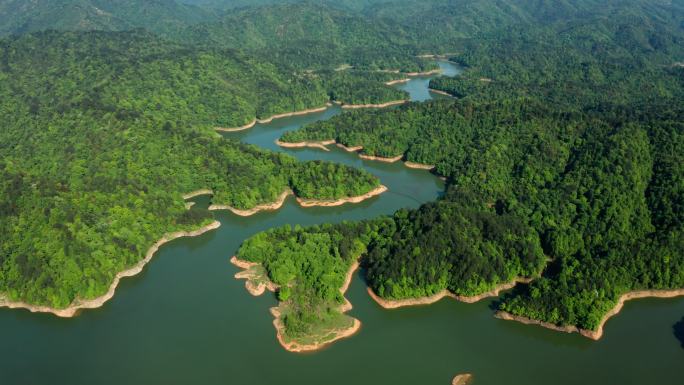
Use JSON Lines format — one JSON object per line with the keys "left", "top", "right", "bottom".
{"left": 1, "top": 61, "right": 682, "bottom": 385}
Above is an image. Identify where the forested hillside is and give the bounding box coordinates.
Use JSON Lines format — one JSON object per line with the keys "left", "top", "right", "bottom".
{"left": 173, "top": 3, "right": 435, "bottom": 72}
{"left": 0, "top": 0, "right": 216, "bottom": 36}
{"left": 235, "top": 220, "right": 392, "bottom": 346}
{"left": 0, "top": 30, "right": 381, "bottom": 308}
{"left": 1, "top": 0, "right": 683, "bottom": 340}
{"left": 272, "top": 1, "right": 684, "bottom": 333}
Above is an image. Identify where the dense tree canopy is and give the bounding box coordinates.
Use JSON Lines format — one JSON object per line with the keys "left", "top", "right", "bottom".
{"left": 274, "top": 1, "right": 684, "bottom": 332}
{"left": 0, "top": 30, "right": 382, "bottom": 308}
{"left": 1, "top": 0, "right": 683, "bottom": 339}
{"left": 236, "top": 220, "right": 391, "bottom": 341}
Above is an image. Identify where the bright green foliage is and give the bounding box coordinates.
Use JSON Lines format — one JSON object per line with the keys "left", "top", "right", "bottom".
{"left": 290, "top": 160, "right": 379, "bottom": 200}
{"left": 276, "top": 2, "right": 684, "bottom": 331}
{"left": 0, "top": 30, "right": 381, "bottom": 308}
{"left": 366, "top": 202, "right": 546, "bottom": 299}
{"left": 236, "top": 221, "right": 391, "bottom": 338}
{"left": 325, "top": 70, "right": 408, "bottom": 105}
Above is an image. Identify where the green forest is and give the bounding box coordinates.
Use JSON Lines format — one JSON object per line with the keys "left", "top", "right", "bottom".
{"left": 274, "top": 0, "right": 684, "bottom": 332}
{"left": 1, "top": 0, "right": 683, "bottom": 340}
{"left": 0, "top": 29, "right": 383, "bottom": 308}
{"left": 236, "top": 221, "right": 391, "bottom": 342}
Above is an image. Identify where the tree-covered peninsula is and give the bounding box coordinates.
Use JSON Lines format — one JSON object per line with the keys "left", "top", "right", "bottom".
{"left": 1, "top": 0, "right": 683, "bottom": 348}
{"left": 0, "top": 30, "right": 382, "bottom": 311}
{"left": 234, "top": 221, "right": 392, "bottom": 351}
{"left": 271, "top": 1, "right": 684, "bottom": 337}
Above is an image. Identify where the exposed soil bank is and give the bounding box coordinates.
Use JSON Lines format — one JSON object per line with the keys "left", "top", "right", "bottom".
{"left": 416, "top": 53, "right": 458, "bottom": 59}
{"left": 272, "top": 261, "right": 362, "bottom": 353}
{"left": 428, "top": 88, "right": 454, "bottom": 97}
{"left": 0, "top": 221, "right": 221, "bottom": 317}
{"left": 215, "top": 119, "right": 257, "bottom": 132}
{"left": 275, "top": 139, "right": 438, "bottom": 172}
{"left": 404, "top": 161, "right": 435, "bottom": 170}
{"left": 209, "top": 190, "right": 292, "bottom": 216}
{"left": 336, "top": 143, "right": 364, "bottom": 152}
{"left": 296, "top": 185, "right": 388, "bottom": 207}
{"left": 209, "top": 186, "right": 387, "bottom": 216}
{"left": 452, "top": 373, "right": 473, "bottom": 385}
{"left": 358, "top": 153, "right": 404, "bottom": 163}
{"left": 275, "top": 139, "right": 336, "bottom": 151}
{"left": 216, "top": 105, "right": 331, "bottom": 132}
{"left": 230, "top": 256, "right": 278, "bottom": 296}
{"left": 367, "top": 277, "right": 534, "bottom": 309}
{"left": 405, "top": 69, "right": 442, "bottom": 77}
{"left": 496, "top": 288, "right": 684, "bottom": 340}
{"left": 231, "top": 256, "right": 362, "bottom": 352}
{"left": 182, "top": 189, "right": 214, "bottom": 200}
{"left": 341, "top": 100, "right": 407, "bottom": 109}
{"left": 385, "top": 78, "right": 410, "bottom": 86}
{"left": 376, "top": 68, "right": 442, "bottom": 77}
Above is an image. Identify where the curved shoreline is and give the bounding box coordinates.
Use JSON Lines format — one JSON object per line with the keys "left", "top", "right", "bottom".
{"left": 404, "top": 161, "right": 436, "bottom": 170}
{"left": 276, "top": 139, "right": 438, "bottom": 171}
{"left": 209, "top": 190, "right": 293, "bottom": 216}
{"left": 215, "top": 119, "right": 257, "bottom": 132}
{"left": 496, "top": 288, "right": 684, "bottom": 340}
{"left": 274, "top": 139, "right": 336, "bottom": 151}
{"left": 367, "top": 277, "right": 534, "bottom": 309}
{"left": 376, "top": 68, "right": 442, "bottom": 77}
{"left": 336, "top": 143, "right": 364, "bottom": 152}
{"left": 405, "top": 69, "right": 442, "bottom": 77}
{"left": 428, "top": 88, "right": 454, "bottom": 97}
{"left": 341, "top": 100, "right": 407, "bottom": 109}
{"left": 272, "top": 261, "right": 362, "bottom": 353}
{"left": 358, "top": 153, "right": 403, "bottom": 163}
{"left": 215, "top": 105, "right": 331, "bottom": 132}
{"left": 296, "top": 185, "right": 388, "bottom": 207}
{"left": 182, "top": 189, "right": 214, "bottom": 200}
{"left": 0, "top": 220, "right": 222, "bottom": 317}
{"left": 452, "top": 373, "right": 473, "bottom": 385}
{"left": 385, "top": 78, "right": 410, "bottom": 86}
{"left": 231, "top": 256, "right": 362, "bottom": 352}
{"left": 230, "top": 256, "right": 279, "bottom": 296}
{"left": 209, "top": 184, "right": 388, "bottom": 216}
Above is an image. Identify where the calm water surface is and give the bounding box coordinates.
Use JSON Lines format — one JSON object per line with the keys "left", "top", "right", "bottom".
{"left": 2, "top": 62, "right": 682, "bottom": 385}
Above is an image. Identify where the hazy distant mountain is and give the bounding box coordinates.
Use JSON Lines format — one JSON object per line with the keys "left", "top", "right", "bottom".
{"left": 0, "top": 0, "right": 216, "bottom": 35}
{"left": 180, "top": 0, "right": 398, "bottom": 11}
{"left": 172, "top": 2, "right": 426, "bottom": 70}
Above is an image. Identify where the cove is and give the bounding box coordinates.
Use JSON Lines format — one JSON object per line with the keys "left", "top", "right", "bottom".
{"left": 1, "top": 61, "right": 682, "bottom": 385}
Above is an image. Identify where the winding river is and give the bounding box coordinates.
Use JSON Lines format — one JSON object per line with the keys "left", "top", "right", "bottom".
{"left": 2, "top": 62, "right": 682, "bottom": 385}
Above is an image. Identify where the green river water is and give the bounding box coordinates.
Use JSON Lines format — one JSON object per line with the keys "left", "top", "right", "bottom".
{"left": 2, "top": 62, "right": 683, "bottom": 385}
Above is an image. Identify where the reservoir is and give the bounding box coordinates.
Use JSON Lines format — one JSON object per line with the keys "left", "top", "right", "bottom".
{"left": 1, "top": 61, "right": 682, "bottom": 385}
